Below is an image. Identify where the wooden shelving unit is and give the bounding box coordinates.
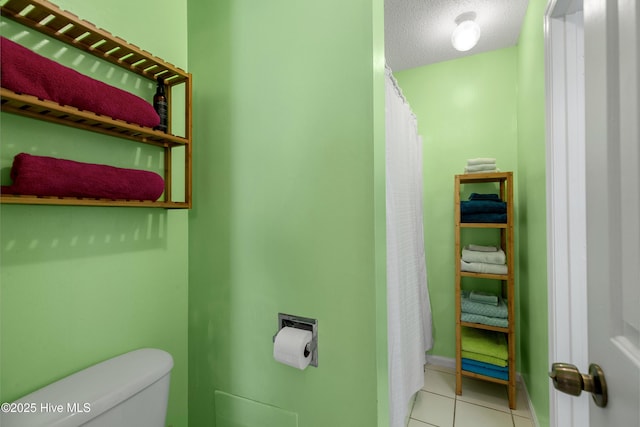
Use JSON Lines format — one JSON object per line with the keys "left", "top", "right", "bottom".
{"left": 0, "top": 0, "right": 192, "bottom": 208}
{"left": 454, "top": 171, "right": 516, "bottom": 409}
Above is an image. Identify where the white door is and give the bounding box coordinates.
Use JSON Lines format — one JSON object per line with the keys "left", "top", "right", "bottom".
{"left": 583, "top": 0, "right": 640, "bottom": 425}
{"left": 546, "top": 0, "right": 640, "bottom": 426}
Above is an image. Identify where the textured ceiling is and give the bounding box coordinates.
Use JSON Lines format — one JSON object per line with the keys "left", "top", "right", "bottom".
{"left": 385, "top": 0, "right": 529, "bottom": 71}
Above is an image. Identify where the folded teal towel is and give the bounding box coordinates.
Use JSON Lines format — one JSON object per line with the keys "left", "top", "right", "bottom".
{"left": 468, "top": 192, "right": 499, "bottom": 200}
{"left": 461, "top": 327, "right": 508, "bottom": 362}
{"left": 461, "top": 213, "right": 507, "bottom": 223}
{"left": 469, "top": 291, "right": 499, "bottom": 305}
{"left": 461, "top": 312, "right": 509, "bottom": 328}
{"left": 462, "top": 358, "right": 508, "bottom": 380}
{"left": 462, "top": 291, "right": 507, "bottom": 317}
{"left": 460, "top": 200, "right": 507, "bottom": 214}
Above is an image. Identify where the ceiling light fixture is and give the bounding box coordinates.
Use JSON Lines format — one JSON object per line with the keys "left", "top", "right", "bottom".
{"left": 452, "top": 12, "right": 481, "bottom": 52}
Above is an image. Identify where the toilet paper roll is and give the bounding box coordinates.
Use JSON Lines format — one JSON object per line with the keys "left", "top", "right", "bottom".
{"left": 273, "top": 327, "right": 313, "bottom": 370}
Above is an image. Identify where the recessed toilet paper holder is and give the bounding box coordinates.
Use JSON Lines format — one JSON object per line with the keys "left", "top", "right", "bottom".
{"left": 273, "top": 313, "right": 318, "bottom": 367}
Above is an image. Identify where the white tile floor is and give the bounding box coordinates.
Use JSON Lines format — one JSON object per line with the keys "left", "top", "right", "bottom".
{"left": 409, "top": 363, "right": 535, "bottom": 427}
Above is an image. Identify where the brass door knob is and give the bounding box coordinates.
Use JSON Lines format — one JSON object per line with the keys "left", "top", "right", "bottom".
{"left": 549, "top": 362, "right": 608, "bottom": 407}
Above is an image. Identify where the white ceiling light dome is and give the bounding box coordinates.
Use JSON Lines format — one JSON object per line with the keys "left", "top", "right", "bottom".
{"left": 452, "top": 14, "right": 481, "bottom": 52}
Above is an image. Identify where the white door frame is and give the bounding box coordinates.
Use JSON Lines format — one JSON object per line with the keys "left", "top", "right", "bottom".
{"left": 544, "top": 1, "right": 590, "bottom": 426}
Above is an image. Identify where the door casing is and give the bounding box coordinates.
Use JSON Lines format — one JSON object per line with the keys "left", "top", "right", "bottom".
{"left": 544, "top": 1, "right": 590, "bottom": 426}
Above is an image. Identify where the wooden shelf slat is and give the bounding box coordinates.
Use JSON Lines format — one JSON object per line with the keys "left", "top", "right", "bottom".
{"left": 460, "top": 369, "right": 509, "bottom": 385}
{"left": 460, "top": 321, "right": 509, "bottom": 334}
{"left": 459, "top": 222, "right": 508, "bottom": 229}
{"left": 1, "top": 88, "right": 188, "bottom": 147}
{"left": 1, "top": 194, "right": 188, "bottom": 209}
{"left": 455, "top": 171, "right": 511, "bottom": 183}
{"left": 1, "top": 0, "right": 188, "bottom": 83}
{"left": 460, "top": 271, "right": 509, "bottom": 280}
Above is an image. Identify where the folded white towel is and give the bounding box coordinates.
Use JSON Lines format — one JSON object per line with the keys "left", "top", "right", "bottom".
{"left": 467, "top": 158, "right": 496, "bottom": 166}
{"left": 464, "top": 168, "right": 500, "bottom": 174}
{"left": 462, "top": 247, "right": 506, "bottom": 265}
{"left": 465, "top": 164, "right": 498, "bottom": 172}
{"left": 461, "top": 259, "right": 508, "bottom": 275}
{"left": 467, "top": 244, "right": 499, "bottom": 252}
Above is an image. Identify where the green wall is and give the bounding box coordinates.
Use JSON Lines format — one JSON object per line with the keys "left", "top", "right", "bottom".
{"left": 395, "top": 47, "right": 519, "bottom": 359}
{"left": 187, "top": 0, "right": 385, "bottom": 426}
{"left": 516, "top": 0, "right": 549, "bottom": 425}
{"left": 395, "top": 1, "right": 550, "bottom": 424}
{"left": 0, "top": 0, "right": 551, "bottom": 426}
{"left": 0, "top": 1, "right": 189, "bottom": 426}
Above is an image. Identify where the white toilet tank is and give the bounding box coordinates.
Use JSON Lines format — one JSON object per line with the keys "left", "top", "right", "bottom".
{"left": 1, "top": 348, "right": 173, "bottom": 427}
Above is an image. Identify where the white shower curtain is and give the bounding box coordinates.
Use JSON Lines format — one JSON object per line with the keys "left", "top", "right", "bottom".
{"left": 385, "top": 66, "right": 433, "bottom": 427}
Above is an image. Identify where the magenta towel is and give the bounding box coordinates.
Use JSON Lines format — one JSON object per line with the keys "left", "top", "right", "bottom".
{"left": 1, "top": 36, "right": 160, "bottom": 128}
{"left": 2, "top": 153, "right": 165, "bottom": 201}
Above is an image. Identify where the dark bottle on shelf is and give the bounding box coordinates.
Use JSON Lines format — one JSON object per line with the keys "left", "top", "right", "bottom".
{"left": 153, "top": 77, "right": 168, "bottom": 133}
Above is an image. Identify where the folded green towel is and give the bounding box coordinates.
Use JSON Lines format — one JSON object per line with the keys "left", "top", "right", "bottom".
{"left": 461, "top": 327, "right": 508, "bottom": 361}
{"left": 461, "top": 350, "right": 508, "bottom": 367}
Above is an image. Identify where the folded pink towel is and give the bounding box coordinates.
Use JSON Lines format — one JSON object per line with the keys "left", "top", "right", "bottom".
{"left": 1, "top": 36, "right": 160, "bottom": 128}
{"left": 2, "top": 153, "right": 165, "bottom": 201}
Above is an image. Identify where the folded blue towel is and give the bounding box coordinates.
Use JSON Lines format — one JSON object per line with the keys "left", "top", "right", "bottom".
{"left": 462, "top": 358, "right": 509, "bottom": 381}
{"left": 460, "top": 200, "right": 507, "bottom": 214}
{"left": 463, "top": 358, "right": 508, "bottom": 372}
{"left": 461, "top": 213, "right": 507, "bottom": 223}
{"left": 469, "top": 193, "right": 501, "bottom": 201}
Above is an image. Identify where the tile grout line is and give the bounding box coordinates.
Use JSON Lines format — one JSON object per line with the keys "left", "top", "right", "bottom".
{"left": 419, "top": 388, "right": 457, "bottom": 401}
{"left": 453, "top": 394, "right": 457, "bottom": 427}
{"left": 420, "top": 366, "right": 533, "bottom": 427}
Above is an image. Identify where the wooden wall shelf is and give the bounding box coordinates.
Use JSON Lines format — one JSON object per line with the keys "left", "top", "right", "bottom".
{"left": 0, "top": 0, "right": 192, "bottom": 208}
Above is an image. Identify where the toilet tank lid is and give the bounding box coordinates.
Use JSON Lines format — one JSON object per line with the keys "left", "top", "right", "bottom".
{"left": 1, "top": 348, "right": 173, "bottom": 427}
